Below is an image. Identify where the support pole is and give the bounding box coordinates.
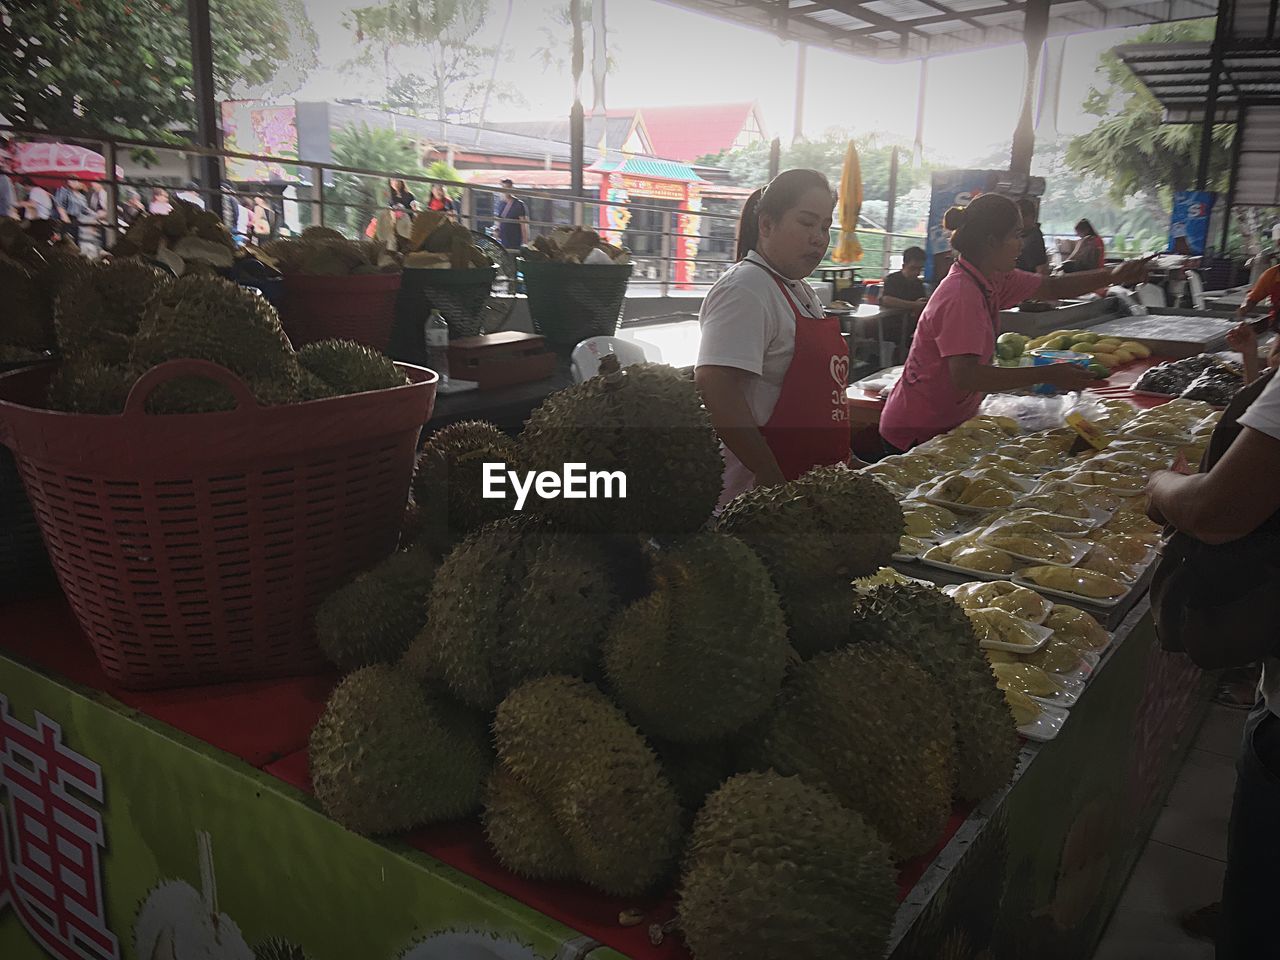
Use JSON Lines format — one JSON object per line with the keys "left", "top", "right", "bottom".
{"left": 570, "top": 0, "right": 585, "bottom": 200}
{"left": 1220, "top": 109, "right": 1247, "bottom": 253}
{"left": 1010, "top": 0, "right": 1051, "bottom": 178}
{"left": 186, "top": 0, "right": 223, "bottom": 218}
{"left": 884, "top": 146, "right": 899, "bottom": 276}
{"left": 1196, "top": 0, "right": 1234, "bottom": 190}
{"left": 793, "top": 44, "right": 807, "bottom": 144}
{"left": 768, "top": 137, "right": 781, "bottom": 181}
{"left": 912, "top": 59, "right": 928, "bottom": 167}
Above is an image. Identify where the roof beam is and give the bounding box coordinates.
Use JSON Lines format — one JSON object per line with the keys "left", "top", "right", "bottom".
{"left": 805, "top": 0, "right": 928, "bottom": 41}
{"left": 841, "top": 1, "right": 1026, "bottom": 39}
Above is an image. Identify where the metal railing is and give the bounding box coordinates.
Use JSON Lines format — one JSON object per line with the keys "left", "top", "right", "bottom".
{"left": 0, "top": 123, "right": 926, "bottom": 297}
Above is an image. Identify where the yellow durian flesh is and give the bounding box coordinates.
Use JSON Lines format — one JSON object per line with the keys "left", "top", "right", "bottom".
{"left": 951, "top": 581, "right": 1050, "bottom": 622}
{"left": 983, "top": 531, "right": 1077, "bottom": 565}
{"left": 992, "top": 662, "right": 1062, "bottom": 698}
{"left": 1004, "top": 688, "right": 1041, "bottom": 726}
{"left": 1019, "top": 565, "right": 1126, "bottom": 599}
{"left": 1022, "top": 639, "right": 1086, "bottom": 674}
{"left": 951, "top": 546, "right": 1016, "bottom": 574}
{"left": 1045, "top": 604, "right": 1108, "bottom": 653}
{"left": 967, "top": 607, "right": 1040, "bottom": 646}
{"left": 1080, "top": 544, "right": 1136, "bottom": 582}
{"left": 996, "top": 510, "right": 1092, "bottom": 537}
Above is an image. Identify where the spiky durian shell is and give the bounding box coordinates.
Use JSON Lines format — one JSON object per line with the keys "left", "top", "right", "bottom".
{"left": 130, "top": 273, "right": 300, "bottom": 412}
{"left": 45, "top": 358, "right": 136, "bottom": 414}
{"left": 716, "top": 466, "right": 904, "bottom": 594}
{"left": 518, "top": 361, "right": 722, "bottom": 534}
{"left": 402, "top": 519, "right": 617, "bottom": 709}
{"left": 254, "top": 938, "right": 312, "bottom": 960}
{"left": 679, "top": 771, "right": 897, "bottom": 960}
{"left": 297, "top": 339, "right": 406, "bottom": 396}
{"left": 56, "top": 258, "right": 167, "bottom": 363}
{"left": 480, "top": 766, "right": 576, "bottom": 881}
{"left": 493, "top": 676, "right": 683, "bottom": 896}
{"left": 412, "top": 420, "right": 518, "bottom": 555}
{"left": 603, "top": 532, "right": 789, "bottom": 743}
{"left": 0, "top": 256, "right": 54, "bottom": 350}
{"left": 314, "top": 547, "right": 436, "bottom": 671}
{"left": 308, "top": 665, "right": 492, "bottom": 835}
{"left": 750, "top": 643, "right": 956, "bottom": 860}
{"left": 650, "top": 737, "right": 734, "bottom": 813}
{"left": 779, "top": 578, "right": 857, "bottom": 658}
{"left": 854, "top": 581, "right": 1021, "bottom": 802}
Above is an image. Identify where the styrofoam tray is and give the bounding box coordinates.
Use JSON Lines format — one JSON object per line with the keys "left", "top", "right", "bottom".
{"left": 1019, "top": 702, "right": 1070, "bottom": 742}
{"left": 942, "top": 582, "right": 1052, "bottom": 625}
{"left": 1011, "top": 572, "right": 1124, "bottom": 607}
{"left": 1027, "top": 483, "right": 1119, "bottom": 520}
{"left": 1114, "top": 427, "right": 1196, "bottom": 447}
{"left": 920, "top": 554, "right": 1018, "bottom": 582}
{"left": 1030, "top": 673, "right": 1085, "bottom": 708}
{"left": 911, "top": 490, "right": 1002, "bottom": 515}
{"left": 976, "top": 530, "right": 1092, "bottom": 567}
{"left": 973, "top": 615, "right": 1053, "bottom": 653}
{"left": 982, "top": 513, "right": 1097, "bottom": 540}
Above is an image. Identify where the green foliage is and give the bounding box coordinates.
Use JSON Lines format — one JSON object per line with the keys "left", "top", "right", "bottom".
{"left": 329, "top": 123, "right": 424, "bottom": 236}
{"left": 0, "top": 0, "right": 317, "bottom": 138}
{"left": 533, "top": 1, "right": 619, "bottom": 76}
{"left": 1066, "top": 19, "right": 1233, "bottom": 218}
{"left": 426, "top": 160, "right": 465, "bottom": 200}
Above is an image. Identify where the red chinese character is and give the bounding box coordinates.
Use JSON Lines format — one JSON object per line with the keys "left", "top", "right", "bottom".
{"left": 0, "top": 694, "right": 120, "bottom": 960}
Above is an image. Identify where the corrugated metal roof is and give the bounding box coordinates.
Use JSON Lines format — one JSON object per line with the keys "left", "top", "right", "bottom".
{"left": 588, "top": 157, "right": 708, "bottom": 181}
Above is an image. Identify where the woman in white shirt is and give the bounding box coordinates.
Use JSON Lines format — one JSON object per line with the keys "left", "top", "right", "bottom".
{"left": 696, "top": 169, "right": 849, "bottom": 508}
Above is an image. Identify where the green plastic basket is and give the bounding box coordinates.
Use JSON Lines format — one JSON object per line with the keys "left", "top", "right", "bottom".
{"left": 519, "top": 260, "right": 632, "bottom": 346}
{"left": 399, "top": 266, "right": 498, "bottom": 339}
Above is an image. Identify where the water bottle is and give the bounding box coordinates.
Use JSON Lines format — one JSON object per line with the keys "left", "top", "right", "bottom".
{"left": 424, "top": 310, "right": 450, "bottom": 387}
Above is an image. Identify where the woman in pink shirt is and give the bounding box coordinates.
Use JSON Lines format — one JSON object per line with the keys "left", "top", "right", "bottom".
{"left": 880, "top": 194, "right": 1149, "bottom": 452}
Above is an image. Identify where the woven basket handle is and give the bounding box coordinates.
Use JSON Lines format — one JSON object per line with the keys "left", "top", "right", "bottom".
{"left": 124, "top": 359, "right": 259, "bottom": 416}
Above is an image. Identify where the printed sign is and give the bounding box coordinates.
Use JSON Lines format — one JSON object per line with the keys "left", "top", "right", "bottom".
{"left": 1168, "top": 190, "right": 1216, "bottom": 256}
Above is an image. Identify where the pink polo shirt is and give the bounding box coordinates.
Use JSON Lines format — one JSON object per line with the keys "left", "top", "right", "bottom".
{"left": 880, "top": 259, "right": 1043, "bottom": 449}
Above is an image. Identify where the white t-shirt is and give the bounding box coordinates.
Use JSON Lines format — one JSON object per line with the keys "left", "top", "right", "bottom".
{"left": 1237, "top": 374, "right": 1280, "bottom": 714}
{"left": 27, "top": 186, "right": 52, "bottom": 219}
{"left": 696, "top": 250, "right": 827, "bottom": 507}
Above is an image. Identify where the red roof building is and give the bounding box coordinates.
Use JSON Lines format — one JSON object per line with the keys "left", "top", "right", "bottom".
{"left": 626, "top": 102, "right": 767, "bottom": 162}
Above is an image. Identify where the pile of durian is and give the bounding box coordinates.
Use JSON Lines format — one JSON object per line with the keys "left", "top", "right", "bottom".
{"left": 305, "top": 358, "right": 1023, "bottom": 960}
{"left": 261, "top": 225, "right": 403, "bottom": 276}
{"left": 0, "top": 220, "right": 84, "bottom": 363}
{"left": 110, "top": 198, "right": 239, "bottom": 275}
{"left": 36, "top": 262, "right": 406, "bottom": 415}
{"left": 348, "top": 208, "right": 495, "bottom": 271}
{"left": 520, "top": 226, "right": 630, "bottom": 265}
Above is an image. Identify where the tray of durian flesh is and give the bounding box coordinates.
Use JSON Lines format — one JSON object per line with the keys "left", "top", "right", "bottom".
{"left": 1004, "top": 688, "right": 1069, "bottom": 742}
{"left": 911, "top": 469, "right": 1019, "bottom": 513}
{"left": 944, "top": 580, "right": 1052, "bottom": 623}
{"left": 895, "top": 502, "right": 966, "bottom": 559}
{"left": 1116, "top": 399, "right": 1215, "bottom": 446}
{"left": 976, "top": 520, "right": 1092, "bottom": 567}
{"left": 1025, "top": 482, "right": 1118, "bottom": 519}
{"left": 1014, "top": 564, "right": 1129, "bottom": 606}
{"left": 1034, "top": 464, "right": 1150, "bottom": 496}
{"left": 964, "top": 605, "right": 1053, "bottom": 653}
{"left": 921, "top": 533, "right": 1019, "bottom": 579}
{"left": 993, "top": 660, "right": 1084, "bottom": 708}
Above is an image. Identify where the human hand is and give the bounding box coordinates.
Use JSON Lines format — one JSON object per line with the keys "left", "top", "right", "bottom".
{"left": 1110, "top": 256, "right": 1154, "bottom": 286}
{"left": 1144, "top": 472, "right": 1169, "bottom": 524}
{"left": 1227, "top": 321, "right": 1258, "bottom": 355}
{"left": 1041, "top": 362, "right": 1096, "bottom": 391}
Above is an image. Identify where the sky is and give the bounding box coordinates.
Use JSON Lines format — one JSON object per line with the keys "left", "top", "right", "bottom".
{"left": 295, "top": 0, "right": 1152, "bottom": 165}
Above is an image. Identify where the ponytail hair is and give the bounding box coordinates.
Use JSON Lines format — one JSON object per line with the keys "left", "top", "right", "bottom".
{"left": 735, "top": 168, "right": 833, "bottom": 261}
{"left": 943, "top": 193, "right": 1020, "bottom": 260}
{"left": 1075, "top": 217, "right": 1098, "bottom": 237}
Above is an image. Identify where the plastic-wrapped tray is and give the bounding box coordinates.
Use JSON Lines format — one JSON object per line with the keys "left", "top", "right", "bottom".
{"left": 976, "top": 530, "right": 1092, "bottom": 567}
{"left": 1030, "top": 673, "right": 1085, "bottom": 708}
{"left": 1011, "top": 572, "right": 1124, "bottom": 607}
{"left": 1020, "top": 703, "right": 1070, "bottom": 742}
{"left": 973, "top": 616, "right": 1053, "bottom": 654}
{"left": 920, "top": 553, "right": 1019, "bottom": 582}
{"left": 942, "top": 581, "right": 1052, "bottom": 625}
{"left": 961, "top": 468, "right": 1037, "bottom": 494}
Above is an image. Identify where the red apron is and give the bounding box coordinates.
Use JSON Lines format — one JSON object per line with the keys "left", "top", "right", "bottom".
{"left": 751, "top": 264, "right": 851, "bottom": 480}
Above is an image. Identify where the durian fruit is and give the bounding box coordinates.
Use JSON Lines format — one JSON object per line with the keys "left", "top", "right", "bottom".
{"left": 1079, "top": 543, "right": 1136, "bottom": 582}
{"left": 56, "top": 258, "right": 168, "bottom": 363}
{"left": 982, "top": 530, "right": 1078, "bottom": 565}
{"left": 750, "top": 643, "right": 955, "bottom": 859}
{"left": 1004, "top": 688, "right": 1041, "bottom": 726}
{"left": 851, "top": 582, "right": 1019, "bottom": 801}
{"left": 991, "top": 510, "right": 1093, "bottom": 537}
{"left": 679, "top": 771, "right": 896, "bottom": 960}
{"left": 1022, "top": 638, "right": 1087, "bottom": 674}
{"left": 412, "top": 420, "right": 517, "bottom": 555}
{"left": 131, "top": 273, "right": 301, "bottom": 412}
{"left": 1045, "top": 604, "right": 1109, "bottom": 653}
{"left": 781, "top": 578, "right": 858, "bottom": 657}
{"left": 650, "top": 737, "right": 733, "bottom": 812}
{"left": 519, "top": 360, "right": 723, "bottom": 534}
{"left": 297, "top": 339, "right": 407, "bottom": 396}
{"left": 1016, "top": 493, "right": 1092, "bottom": 519}
{"left": 403, "top": 519, "right": 617, "bottom": 708}
{"left": 949, "top": 545, "right": 1016, "bottom": 574}
{"left": 1086, "top": 528, "right": 1152, "bottom": 564}
{"left": 992, "top": 662, "right": 1062, "bottom": 698}
{"left": 481, "top": 766, "right": 576, "bottom": 880}
{"left": 308, "top": 665, "right": 491, "bottom": 835}
{"left": 314, "top": 548, "right": 437, "bottom": 671}
{"left": 45, "top": 357, "right": 136, "bottom": 414}
{"left": 0, "top": 256, "right": 54, "bottom": 349}
{"left": 967, "top": 607, "right": 1042, "bottom": 647}
{"left": 853, "top": 566, "right": 917, "bottom": 593}
{"left": 492, "top": 676, "right": 684, "bottom": 895}
{"left": 254, "top": 938, "right": 312, "bottom": 960}
{"left": 718, "top": 466, "right": 904, "bottom": 595}
{"left": 1018, "top": 564, "right": 1126, "bottom": 599}
{"left": 949, "top": 580, "right": 1050, "bottom": 622}
{"left": 604, "top": 533, "right": 788, "bottom": 742}
{"left": 903, "top": 502, "right": 959, "bottom": 539}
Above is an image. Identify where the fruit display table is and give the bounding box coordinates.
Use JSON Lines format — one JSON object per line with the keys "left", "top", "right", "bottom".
{"left": 0, "top": 590, "right": 1207, "bottom": 960}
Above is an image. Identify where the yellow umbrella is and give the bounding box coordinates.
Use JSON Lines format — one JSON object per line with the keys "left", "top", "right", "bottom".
{"left": 832, "top": 139, "right": 864, "bottom": 263}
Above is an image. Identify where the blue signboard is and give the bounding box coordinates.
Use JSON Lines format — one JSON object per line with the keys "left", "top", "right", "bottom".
{"left": 925, "top": 170, "right": 1002, "bottom": 283}
{"left": 1168, "top": 190, "right": 1216, "bottom": 255}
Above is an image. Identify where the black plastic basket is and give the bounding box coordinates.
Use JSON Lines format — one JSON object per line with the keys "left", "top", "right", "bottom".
{"left": 519, "top": 260, "right": 632, "bottom": 346}
{"left": 398, "top": 266, "right": 497, "bottom": 340}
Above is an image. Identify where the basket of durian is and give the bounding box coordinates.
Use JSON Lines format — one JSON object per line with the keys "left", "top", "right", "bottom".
{"left": 0, "top": 265, "right": 437, "bottom": 689}
{"left": 518, "top": 227, "right": 632, "bottom": 345}
{"left": 394, "top": 211, "right": 498, "bottom": 340}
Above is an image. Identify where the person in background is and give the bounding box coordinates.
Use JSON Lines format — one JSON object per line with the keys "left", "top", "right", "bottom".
{"left": 148, "top": 187, "right": 172, "bottom": 215}
{"left": 20, "top": 177, "right": 55, "bottom": 221}
{"left": 85, "top": 180, "right": 110, "bottom": 252}
{"left": 696, "top": 169, "right": 858, "bottom": 508}
{"left": 880, "top": 246, "right": 929, "bottom": 316}
{"left": 249, "top": 195, "right": 274, "bottom": 244}
{"left": 1015, "top": 197, "right": 1049, "bottom": 276}
{"left": 55, "top": 179, "right": 90, "bottom": 245}
{"left": 1146, "top": 367, "right": 1280, "bottom": 960}
{"left": 1236, "top": 259, "right": 1280, "bottom": 333}
{"left": 388, "top": 178, "right": 416, "bottom": 216}
{"left": 0, "top": 140, "right": 15, "bottom": 220}
{"left": 175, "top": 181, "right": 205, "bottom": 209}
{"left": 494, "top": 178, "right": 527, "bottom": 250}
{"left": 234, "top": 195, "right": 252, "bottom": 245}
{"left": 1061, "top": 217, "right": 1104, "bottom": 273}
{"left": 879, "top": 194, "right": 1149, "bottom": 454}
{"left": 427, "top": 184, "right": 456, "bottom": 219}
{"left": 120, "top": 187, "right": 146, "bottom": 226}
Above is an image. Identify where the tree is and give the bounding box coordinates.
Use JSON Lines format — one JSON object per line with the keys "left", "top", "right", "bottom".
{"left": 342, "top": 0, "right": 517, "bottom": 124}
{"left": 0, "top": 0, "right": 317, "bottom": 139}
{"left": 1066, "top": 19, "right": 1233, "bottom": 221}
{"left": 532, "top": 1, "right": 619, "bottom": 78}
{"left": 329, "top": 123, "right": 424, "bottom": 235}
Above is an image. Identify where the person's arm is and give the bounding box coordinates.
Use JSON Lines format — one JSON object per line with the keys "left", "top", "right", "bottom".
{"left": 1036, "top": 257, "right": 1150, "bottom": 299}
{"left": 1227, "top": 322, "right": 1261, "bottom": 384}
{"left": 947, "top": 354, "right": 1096, "bottom": 393}
{"left": 1147, "top": 427, "right": 1280, "bottom": 544}
{"left": 695, "top": 365, "right": 786, "bottom": 487}
{"left": 1238, "top": 266, "right": 1278, "bottom": 318}
{"left": 880, "top": 294, "right": 926, "bottom": 313}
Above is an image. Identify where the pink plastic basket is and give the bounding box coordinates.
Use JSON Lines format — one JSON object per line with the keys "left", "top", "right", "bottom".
{"left": 0, "top": 359, "right": 436, "bottom": 689}
{"left": 281, "top": 273, "right": 402, "bottom": 351}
